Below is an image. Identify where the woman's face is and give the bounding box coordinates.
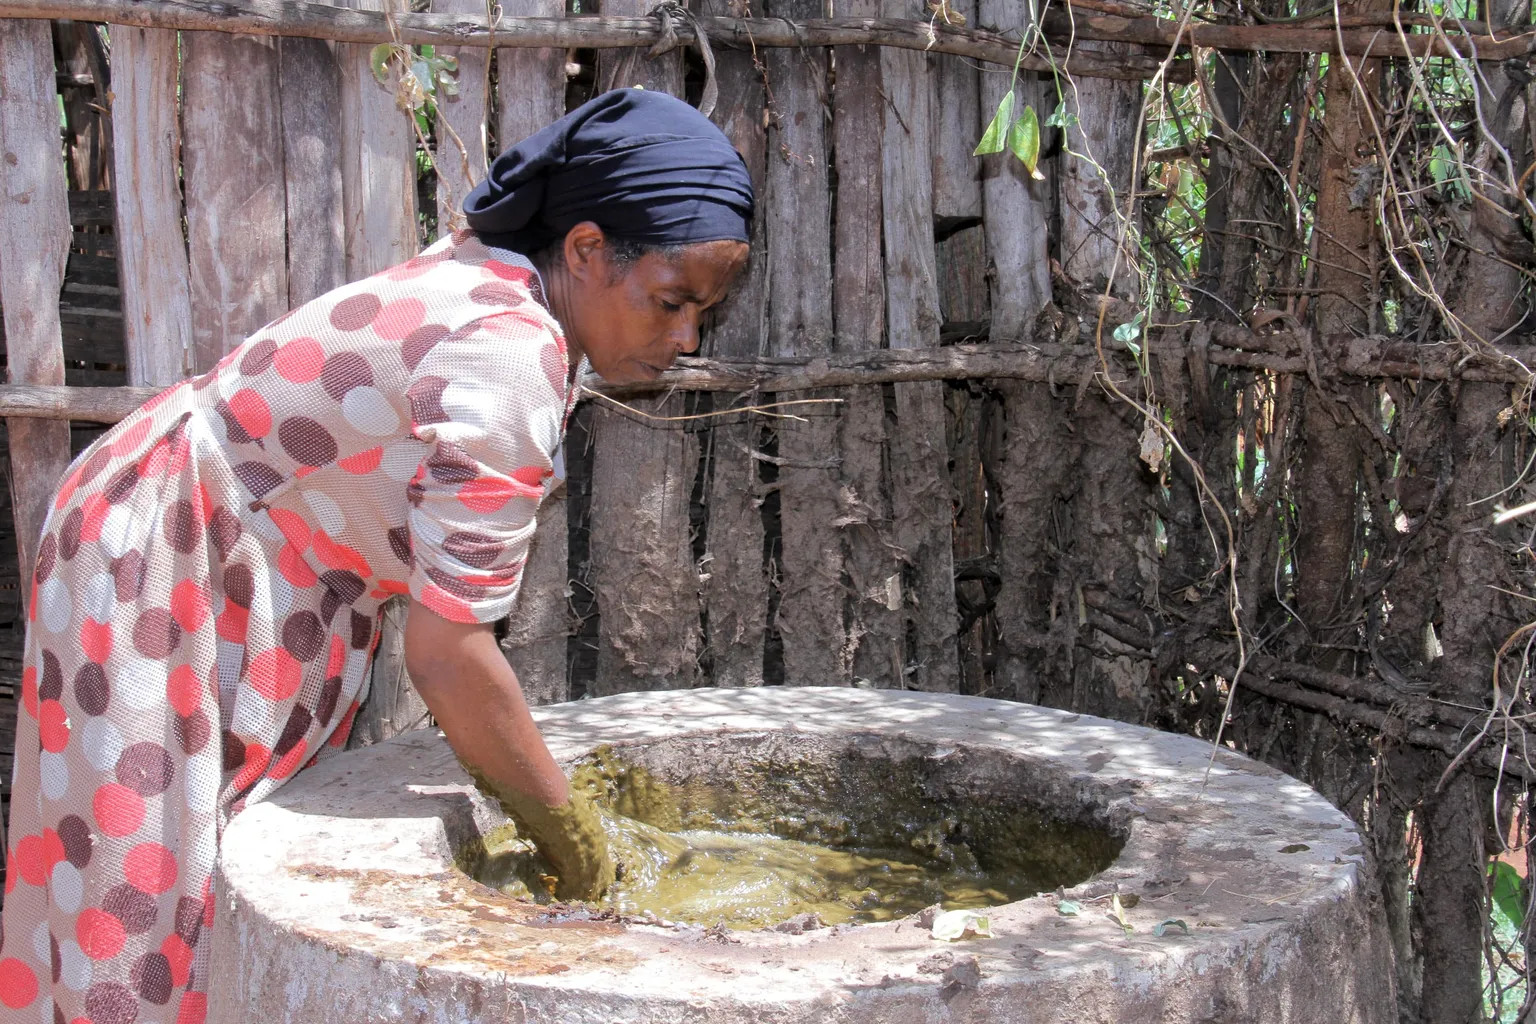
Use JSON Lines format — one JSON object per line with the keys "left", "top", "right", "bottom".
{"left": 556, "top": 224, "right": 749, "bottom": 384}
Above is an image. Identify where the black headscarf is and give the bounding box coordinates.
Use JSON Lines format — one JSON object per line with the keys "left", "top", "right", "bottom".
{"left": 463, "top": 88, "right": 754, "bottom": 255}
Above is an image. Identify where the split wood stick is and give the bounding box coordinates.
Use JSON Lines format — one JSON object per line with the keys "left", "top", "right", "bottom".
{"left": 279, "top": 32, "right": 348, "bottom": 305}
{"left": 432, "top": 0, "right": 489, "bottom": 238}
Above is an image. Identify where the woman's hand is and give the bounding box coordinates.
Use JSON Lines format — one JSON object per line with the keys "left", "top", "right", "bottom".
{"left": 402, "top": 600, "right": 615, "bottom": 899}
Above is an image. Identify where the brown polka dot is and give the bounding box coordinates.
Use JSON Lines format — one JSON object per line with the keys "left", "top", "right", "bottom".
{"left": 469, "top": 282, "right": 525, "bottom": 307}
{"left": 282, "top": 611, "right": 324, "bottom": 662}
{"left": 350, "top": 610, "right": 374, "bottom": 651}
{"left": 317, "top": 570, "right": 363, "bottom": 607}
{"left": 77, "top": 445, "right": 114, "bottom": 487}
{"left": 426, "top": 566, "right": 490, "bottom": 602}
{"left": 239, "top": 338, "right": 278, "bottom": 376}
{"left": 319, "top": 588, "right": 341, "bottom": 625}
{"left": 117, "top": 741, "right": 174, "bottom": 796}
{"left": 234, "top": 461, "right": 285, "bottom": 499}
{"left": 406, "top": 376, "right": 450, "bottom": 426}
{"left": 174, "top": 896, "right": 204, "bottom": 945}
{"left": 222, "top": 730, "right": 246, "bottom": 774}
{"left": 279, "top": 417, "right": 338, "bottom": 467}
{"left": 387, "top": 526, "right": 413, "bottom": 567}
{"left": 74, "top": 663, "right": 110, "bottom": 716}
{"left": 320, "top": 351, "right": 374, "bottom": 401}
{"left": 216, "top": 399, "right": 256, "bottom": 445}
{"left": 104, "top": 883, "right": 159, "bottom": 935}
{"left": 317, "top": 676, "right": 343, "bottom": 726}
{"left": 58, "top": 814, "right": 92, "bottom": 868}
{"left": 223, "top": 563, "right": 254, "bottom": 609}
{"left": 111, "top": 551, "right": 147, "bottom": 602}
{"left": 330, "top": 293, "right": 381, "bottom": 331}
{"left": 133, "top": 608, "right": 181, "bottom": 659}
{"left": 209, "top": 506, "right": 242, "bottom": 562}
{"left": 34, "top": 533, "right": 56, "bottom": 584}
{"left": 51, "top": 932, "right": 60, "bottom": 984}
{"left": 274, "top": 705, "right": 312, "bottom": 758}
{"left": 39, "top": 650, "right": 63, "bottom": 701}
{"left": 401, "top": 323, "right": 452, "bottom": 371}
{"left": 164, "top": 498, "right": 202, "bottom": 555}
{"left": 58, "top": 508, "right": 83, "bottom": 561}
{"left": 131, "top": 950, "right": 174, "bottom": 1005}
{"left": 442, "top": 531, "right": 506, "bottom": 569}
{"left": 427, "top": 442, "right": 478, "bottom": 484}
{"left": 85, "top": 981, "right": 139, "bottom": 1024}
{"left": 406, "top": 479, "right": 426, "bottom": 507}
{"left": 104, "top": 463, "right": 140, "bottom": 504}
{"left": 176, "top": 710, "right": 211, "bottom": 756}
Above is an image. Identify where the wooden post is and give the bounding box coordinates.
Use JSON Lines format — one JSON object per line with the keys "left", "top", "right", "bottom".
{"left": 880, "top": 0, "right": 960, "bottom": 692}
{"left": 182, "top": 30, "right": 289, "bottom": 371}
{"left": 497, "top": 0, "right": 566, "bottom": 149}
{"left": 279, "top": 34, "right": 347, "bottom": 305}
{"left": 0, "top": 18, "right": 74, "bottom": 601}
{"left": 832, "top": 0, "right": 903, "bottom": 688}
{"left": 433, "top": 0, "right": 489, "bottom": 236}
{"left": 700, "top": 2, "right": 769, "bottom": 689}
{"left": 930, "top": 0, "right": 982, "bottom": 223}
{"left": 585, "top": 2, "right": 700, "bottom": 695}
{"left": 109, "top": 25, "right": 194, "bottom": 385}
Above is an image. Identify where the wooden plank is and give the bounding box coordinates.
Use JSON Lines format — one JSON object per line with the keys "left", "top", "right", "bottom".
{"left": 500, "top": 496, "right": 570, "bottom": 705}
{"left": 930, "top": 0, "right": 982, "bottom": 220}
{"left": 0, "top": 18, "right": 75, "bottom": 605}
{"left": 279, "top": 34, "right": 347, "bottom": 304}
{"left": 109, "top": 25, "right": 194, "bottom": 386}
{"left": 763, "top": 0, "right": 844, "bottom": 687}
{"left": 831, "top": 5, "right": 903, "bottom": 688}
{"left": 497, "top": 0, "right": 566, "bottom": 152}
{"left": 183, "top": 30, "right": 289, "bottom": 371}
{"left": 700, "top": 10, "right": 770, "bottom": 689}
{"left": 880, "top": 0, "right": 960, "bottom": 693}
{"left": 585, "top": 0, "right": 698, "bottom": 695}
{"left": 1058, "top": 57, "right": 1140, "bottom": 292}
{"left": 338, "top": 0, "right": 418, "bottom": 280}
{"left": 433, "top": 0, "right": 490, "bottom": 237}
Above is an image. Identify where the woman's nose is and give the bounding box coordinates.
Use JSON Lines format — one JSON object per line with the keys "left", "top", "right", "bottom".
{"left": 673, "top": 313, "right": 701, "bottom": 355}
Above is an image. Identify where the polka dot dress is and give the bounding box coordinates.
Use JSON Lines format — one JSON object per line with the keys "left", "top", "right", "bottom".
{"left": 0, "top": 231, "right": 573, "bottom": 1023}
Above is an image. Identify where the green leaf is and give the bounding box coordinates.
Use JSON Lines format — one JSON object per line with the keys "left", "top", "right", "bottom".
{"left": 1153, "top": 918, "right": 1190, "bottom": 937}
{"left": 1007, "top": 105, "right": 1043, "bottom": 180}
{"left": 1113, "top": 314, "right": 1144, "bottom": 347}
{"left": 974, "top": 89, "right": 1015, "bottom": 156}
{"left": 1043, "top": 100, "right": 1077, "bottom": 130}
{"left": 370, "top": 43, "right": 394, "bottom": 85}
{"left": 1491, "top": 861, "right": 1525, "bottom": 932}
{"left": 412, "top": 59, "right": 433, "bottom": 93}
{"left": 1056, "top": 900, "right": 1082, "bottom": 917}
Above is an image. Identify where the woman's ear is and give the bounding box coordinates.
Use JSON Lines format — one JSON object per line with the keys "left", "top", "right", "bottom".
{"left": 562, "top": 222, "right": 608, "bottom": 284}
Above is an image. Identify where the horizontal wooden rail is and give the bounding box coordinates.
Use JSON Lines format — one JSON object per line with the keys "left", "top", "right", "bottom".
{"left": 5, "top": 0, "right": 1171, "bottom": 80}
{"left": 3, "top": 334, "right": 1531, "bottom": 424}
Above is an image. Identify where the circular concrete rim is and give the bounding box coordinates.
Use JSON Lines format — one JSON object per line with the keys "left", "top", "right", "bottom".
{"left": 215, "top": 688, "right": 1373, "bottom": 1016}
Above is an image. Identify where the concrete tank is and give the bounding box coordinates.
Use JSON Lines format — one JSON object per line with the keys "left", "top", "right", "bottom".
{"left": 211, "top": 687, "right": 1394, "bottom": 1023}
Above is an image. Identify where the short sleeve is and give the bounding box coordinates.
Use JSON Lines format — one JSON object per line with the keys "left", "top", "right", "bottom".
{"left": 404, "top": 309, "right": 569, "bottom": 623}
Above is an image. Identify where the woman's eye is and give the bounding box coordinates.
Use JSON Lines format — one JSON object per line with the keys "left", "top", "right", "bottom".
{"left": 660, "top": 300, "right": 683, "bottom": 313}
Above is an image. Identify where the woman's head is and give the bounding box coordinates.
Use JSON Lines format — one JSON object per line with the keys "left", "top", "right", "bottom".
{"left": 463, "top": 89, "right": 755, "bottom": 383}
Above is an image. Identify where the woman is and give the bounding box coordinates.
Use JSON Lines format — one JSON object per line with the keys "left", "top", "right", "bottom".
{"left": 0, "top": 87, "right": 752, "bottom": 1024}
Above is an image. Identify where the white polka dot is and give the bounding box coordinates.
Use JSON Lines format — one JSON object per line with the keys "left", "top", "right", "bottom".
{"left": 381, "top": 441, "right": 424, "bottom": 482}
{"left": 248, "top": 509, "right": 284, "bottom": 543}
{"left": 217, "top": 639, "right": 244, "bottom": 710}
{"left": 57, "top": 939, "right": 90, "bottom": 992}
{"left": 270, "top": 571, "right": 296, "bottom": 618}
{"left": 37, "top": 578, "right": 70, "bottom": 635}
{"left": 185, "top": 753, "right": 220, "bottom": 815}
{"left": 39, "top": 751, "right": 68, "bottom": 801}
{"left": 98, "top": 504, "right": 137, "bottom": 559}
{"left": 30, "top": 921, "right": 49, "bottom": 964}
{"left": 79, "top": 572, "right": 116, "bottom": 622}
{"left": 81, "top": 716, "right": 124, "bottom": 772}
{"left": 302, "top": 491, "right": 346, "bottom": 537}
{"left": 410, "top": 511, "right": 446, "bottom": 550}
{"left": 344, "top": 648, "right": 371, "bottom": 688}
{"left": 202, "top": 404, "right": 229, "bottom": 447}
{"left": 441, "top": 381, "right": 495, "bottom": 429}
{"left": 431, "top": 422, "right": 488, "bottom": 447}
{"left": 50, "top": 861, "right": 82, "bottom": 915}
{"left": 36, "top": 996, "right": 51, "bottom": 1024}
{"left": 342, "top": 386, "right": 400, "bottom": 436}
{"left": 117, "top": 657, "right": 168, "bottom": 711}
{"left": 230, "top": 689, "right": 273, "bottom": 736}
{"left": 186, "top": 823, "right": 217, "bottom": 874}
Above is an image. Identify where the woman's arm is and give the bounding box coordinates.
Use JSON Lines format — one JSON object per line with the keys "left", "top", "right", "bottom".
{"left": 402, "top": 599, "right": 614, "bottom": 898}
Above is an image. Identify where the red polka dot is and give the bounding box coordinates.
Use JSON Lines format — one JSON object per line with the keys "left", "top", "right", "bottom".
{"left": 124, "top": 842, "right": 178, "bottom": 895}
{"left": 110, "top": 417, "right": 153, "bottom": 457}
{"left": 21, "top": 666, "right": 37, "bottom": 719}
{"left": 79, "top": 492, "right": 110, "bottom": 543}
{"left": 419, "top": 584, "right": 475, "bottom": 623}
{"left": 338, "top": 446, "right": 383, "bottom": 475}
{"left": 376, "top": 579, "right": 410, "bottom": 596}
{"left": 80, "top": 618, "right": 113, "bottom": 664}
{"left": 483, "top": 259, "right": 533, "bottom": 284}
{"left": 53, "top": 467, "right": 81, "bottom": 511}
{"left": 38, "top": 700, "right": 70, "bottom": 753}
{"left": 160, "top": 935, "right": 194, "bottom": 987}
{"left": 313, "top": 532, "right": 372, "bottom": 578}
{"left": 268, "top": 508, "right": 311, "bottom": 551}
{"left": 14, "top": 835, "right": 46, "bottom": 887}
{"left": 0, "top": 958, "right": 37, "bottom": 1009}
{"left": 278, "top": 544, "right": 318, "bottom": 588}
{"left": 271, "top": 741, "right": 308, "bottom": 781}
{"left": 273, "top": 337, "right": 325, "bottom": 383}
{"left": 228, "top": 389, "right": 273, "bottom": 440}
{"left": 78, "top": 908, "right": 127, "bottom": 960}
{"left": 325, "top": 635, "right": 346, "bottom": 678}
{"left": 42, "top": 828, "right": 66, "bottom": 871}
{"left": 329, "top": 702, "right": 360, "bottom": 747}
{"left": 94, "top": 783, "right": 146, "bottom": 838}
{"left": 176, "top": 991, "right": 208, "bottom": 1024}
{"left": 170, "top": 580, "right": 211, "bottom": 633}
{"left": 216, "top": 604, "right": 249, "bottom": 645}
{"left": 249, "top": 648, "right": 303, "bottom": 701}
{"left": 167, "top": 664, "right": 203, "bottom": 717}
{"left": 512, "top": 465, "right": 547, "bottom": 488}
{"left": 230, "top": 744, "right": 271, "bottom": 794}
{"left": 371, "top": 297, "right": 427, "bottom": 341}
{"left": 457, "top": 477, "right": 518, "bottom": 514}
